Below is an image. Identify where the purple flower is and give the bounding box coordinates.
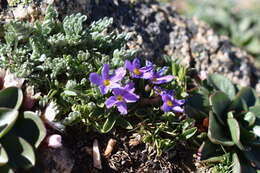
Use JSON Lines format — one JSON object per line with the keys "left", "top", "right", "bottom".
{"left": 89, "top": 64, "right": 126, "bottom": 95}
{"left": 153, "top": 86, "right": 167, "bottom": 96}
{"left": 161, "top": 90, "right": 185, "bottom": 113}
{"left": 150, "top": 67, "right": 174, "bottom": 84}
{"left": 125, "top": 58, "right": 153, "bottom": 79}
{"left": 105, "top": 83, "right": 139, "bottom": 115}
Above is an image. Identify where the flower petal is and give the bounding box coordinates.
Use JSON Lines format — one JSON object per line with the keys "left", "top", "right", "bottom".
{"left": 158, "top": 66, "right": 169, "bottom": 76}
{"left": 106, "top": 96, "right": 117, "bottom": 108}
{"left": 123, "top": 82, "right": 135, "bottom": 92}
{"left": 102, "top": 64, "right": 110, "bottom": 79}
{"left": 100, "top": 85, "right": 109, "bottom": 95}
{"left": 152, "top": 75, "right": 174, "bottom": 84}
{"left": 109, "top": 81, "right": 121, "bottom": 89}
{"left": 161, "top": 103, "right": 171, "bottom": 112}
{"left": 89, "top": 73, "right": 102, "bottom": 85}
{"left": 123, "top": 92, "right": 139, "bottom": 103}
{"left": 140, "top": 70, "right": 153, "bottom": 79}
{"left": 161, "top": 94, "right": 171, "bottom": 102}
{"left": 172, "top": 106, "right": 184, "bottom": 113}
{"left": 145, "top": 60, "right": 153, "bottom": 67}
{"left": 112, "top": 88, "right": 124, "bottom": 96}
{"left": 133, "top": 58, "right": 141, "bottom": 68}
{"left": 111, "top": 67, "right": 126, "bottom": 82}
{"left": 125, "top": 60, "right": 134, "bottom": 72}
{"left": 116, "top": 102, "right": 128, "bottom": 115}
{"left": 174, "top": 99, "right": 185, "bottom": 106}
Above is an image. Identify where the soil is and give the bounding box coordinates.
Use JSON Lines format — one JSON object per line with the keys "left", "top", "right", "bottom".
{"left": 39, "top": 125, "right": 202, "bottom": 173}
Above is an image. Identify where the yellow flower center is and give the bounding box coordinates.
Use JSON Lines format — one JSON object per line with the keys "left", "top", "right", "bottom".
{"left": 133, "top": 68, "right": 141, "bottom": 75}
{"left": 153, "top": 78, "right": 157, "bottom": 82}
{"left": 167, "top": 100, "right": 173, "bottom": 107}
{"left": 103, "top": 79, "right": 110, "bottom": 86}
{"left": 117, "top": 95, "right": 123, "bottom": 102}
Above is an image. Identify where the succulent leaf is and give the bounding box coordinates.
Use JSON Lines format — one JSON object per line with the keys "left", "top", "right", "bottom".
{"left": 0, "top": 108, "right": 19, "bottom": 139}
{"left": 101, "top": 114, "right": 117, "bottom": 133}
{"left": 198, "top": 140, "right": 224, "bottom": 161}
{"left": 0, "top": 165, "right": 14, "bottom": 173}
{"left": 207, "top": 74, "right": 236, "bottom": 99}
{"left": 12, "top": 111, "right": 46, "bottom": 148}
{"left": 0, "top": 145, "right": 8, "bottom": 166}
{"left": 244, "top": 112, "right": 256, "bottom": 127}
{"left": 208, "top": 111, "right": 234, "bottom": 146}
{"left": 0, "top": 87, "right": 23, "bottom": 110}
{"left": 210, "top": 91, "right": 231, "bottom": 125}
{"left": 249, "top": 105, "right": 260, "bottom": 118}
{"left": 227, "top": 112, "right": 245, "bottom": 150}
{"left": 232, "top": 152, "right": 242, "bottom": 173}
{"left": 1, "top": 135, "right": 35, "bottom": 169}
{"left": 235, "top": 87, "right": 259, "bottom": 108}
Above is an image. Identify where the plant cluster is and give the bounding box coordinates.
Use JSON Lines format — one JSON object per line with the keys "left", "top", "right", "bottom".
{"left": 187, "top": 74, "right": 260, "bottom": 173}
{"left": 0, "top": 5, "right": 196, "bottom": 156}
{"left": 87, "top": 57, "right": 196, "bottom": 154}
{"left": 0, "top": 87, "right": 46, "bottom": 172}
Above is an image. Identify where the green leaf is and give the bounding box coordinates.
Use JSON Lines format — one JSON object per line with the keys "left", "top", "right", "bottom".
{"left": 13, "top": 111, "right": 46, "bottom": 148}
{"left": 210, "top": 91, "right": 231, "bottom": 125}
{"left": 1, "top": 135, "right": 35, "bottom": 169}
{"left": 232, "top": 152, "right": 242, "bottom": 173}
{"left": 116, "top": 117, "right": 133, "bottom": 130}
{"left": 0, "top": 165, "right": 14, "bottom": 173}
{"left": 250, "top": 106, "right": 260, "bottom": 118}
{"left": 0, "top": 108, "right": 19, "bottom": 139}
{"left": 240, "top": 126, "right": 256, "bottom": 143}
{"left": 253, "top": 126, "right": 260, "bottom": 137}
{"left": 101, "top": 114, "right": 117, "bottom": 133}
{"left": 208, "top": 111, "right": 234, "bottom": 146}
{"left": 229, "top": 96, "right": 248, "bottom": 112}
{"left": 207, "top": 74, "right": 236, "bottom": 99}
{"left": 198, "top": 140, "right": 224, "bottom": 161}
{"left": 227, "top": 112, "right": 245, "bottom": 150}
{"left": 0, "top": 145, "right": 8, "bottom": 166}
{"left": 235, "top": 87, "right": 258, "bottom": 108}
{"left": 0, "top": 87, "right": 23, "bottom": 110}
{"left": 244, "top": 112, "right": 256, "bottom": 127}
{"left": 181, "top": 127, "right": 197, "bottom": 139}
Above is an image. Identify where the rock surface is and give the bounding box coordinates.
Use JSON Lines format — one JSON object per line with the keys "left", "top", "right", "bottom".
{"left": 50, "top": 0, "right": 260, "bottom": 91}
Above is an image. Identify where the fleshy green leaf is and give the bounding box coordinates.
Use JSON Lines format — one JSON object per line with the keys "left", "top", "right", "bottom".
{"left": 0, "top": 145, "right": 8, "bottom": 166}
{"left": 227, "top": 112, "right": 245, "bottom": 150}
{"left": 207, "top": 74, "right": 236, "bottom": 99}
{"left": 0, "top": 87, "right": 23, "bottom": 110}
{"left": 253, "top": 126, "right": 260, "bottom": 137}
{"left": 181, "top": 127, "right": 197, "bottom": 139}
{"left": 0, "top": 108, "right": 19, "bottom": 139}
{"left": 208, "top": 111, "right": 234, "bottom": 146}
{"left": 250, "top": 106, "right": 260, "bottom": 118}
{"left": 0, "top": 165, "right": 14, "bottom": 173}
{"left": 210, "top": 91, "right": 231, "bottom": 125}
{"left": 235, "top": 87, "right": 258, "bottom": 108}
{"left": 101, "top": 114, "right": 117, "bottom": 133}
{"left": 244, "top": 112, "right": 256, "bottom": 127}
{"left": 232, "top": 152, "right": 241, "bottom": 173}
{"left": 198, "top": 140, "right": 224, "bottom": 161}
{"left": 13, "top": 111, "right": 46, "bottom": 148}
{"left": 1, "top": 135, "right": 35, "bottom": 169}
{"left": 116, "top": 117, "right": 133, "bottom": 130}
